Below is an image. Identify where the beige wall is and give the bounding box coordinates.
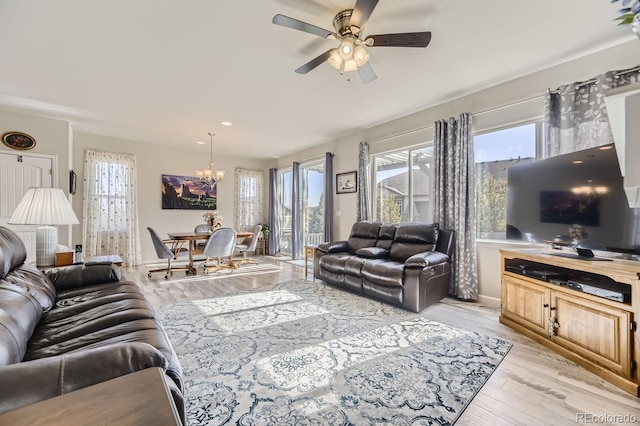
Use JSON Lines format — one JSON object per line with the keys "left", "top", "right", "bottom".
{"left": 71, "top": 132, "right": 269, "bottom": 262}
{"left": 1, "top": 40, "right": 638, "bottom": 299}
{"left": 0, "top": 108, "right": 73, "bottom": 246}
{"left": 272, "top": 39, "right": 640, "bottom": 303}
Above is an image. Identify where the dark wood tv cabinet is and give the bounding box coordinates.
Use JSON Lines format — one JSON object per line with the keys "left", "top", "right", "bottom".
{"left": 499, "top": 248, "right": 640, "bottom": 396}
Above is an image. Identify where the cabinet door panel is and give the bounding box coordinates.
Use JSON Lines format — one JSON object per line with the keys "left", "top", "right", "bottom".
{"left": 502, "top": 276, "right": 549, "bottom": 336}
{"left": 552, "top": 293, "right": 632, "bottom": 377}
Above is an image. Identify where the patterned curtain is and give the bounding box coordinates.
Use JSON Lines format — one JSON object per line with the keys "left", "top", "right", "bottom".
{"left": 234, "top": 168, "right": 264, "bottom": 231}
{"left": 357, "top": 141, "right": 371, "bottom": 221}
{"left": 268, "top": 168, "right": 280, "bottom": 255}
{"left": 82, "top": 149, "right": 142, "bottom": 266}
{"left": 433, "top": 113, "right": 478, "bottom": 300}
{"left": 324, "top": 152, "right": 334, "bottom": 242}
{"left": 544, "top": 66, "right": 640, "bottom": 157}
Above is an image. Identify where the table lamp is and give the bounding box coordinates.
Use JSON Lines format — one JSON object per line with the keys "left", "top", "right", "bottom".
{"left": 8, "top": 187, "right": 80, "bottom": 267}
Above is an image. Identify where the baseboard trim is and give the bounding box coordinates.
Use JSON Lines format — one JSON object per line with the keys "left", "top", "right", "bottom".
{"left": 477, "top": 294, "right": 500, "bottom": 308}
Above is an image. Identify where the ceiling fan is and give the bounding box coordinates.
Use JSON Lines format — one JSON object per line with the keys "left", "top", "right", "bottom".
{"left": 272, "top": 0, "right": 432, "bottom": 84}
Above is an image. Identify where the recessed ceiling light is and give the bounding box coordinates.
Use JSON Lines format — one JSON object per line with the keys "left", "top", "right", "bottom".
{"left": 221, "top": 121, "right": 232, "bottom": 126}
{"left": 196, "top": 141, "right": 205, "bottom": 145}
{"left": 272, "top": 155, "right": 280, "bottom": 159}
{"left": 573, "top": 160, "right": 583, "bottom": 164}
{"left": 599, "top": 145, "right": 613, "bottom": 150}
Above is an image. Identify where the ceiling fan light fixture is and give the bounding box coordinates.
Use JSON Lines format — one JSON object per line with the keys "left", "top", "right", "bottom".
{"left": 354, "top": 44, "right": 370, "bottom": 67}
{"left": 343, "top": 58, "right": 358, "bottom": 73}
{"left": 328, "top": 48, "right": 343, "bottom": 69}
{"left": 338, "top": 37, "right": 356, "bottom": 60}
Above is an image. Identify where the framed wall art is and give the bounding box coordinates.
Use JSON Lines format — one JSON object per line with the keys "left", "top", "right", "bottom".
{"left": 162, "top": 174, "right": 217, "bottom": 210}
{"left": 336, "top": 171, "right": 357, "bottom": 194}
{"left": 2, "top": 132, "right": 36, "bottom": 150}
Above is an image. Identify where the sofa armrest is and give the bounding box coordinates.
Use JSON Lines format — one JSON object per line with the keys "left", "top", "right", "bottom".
{"left": 318, "top": 240, "right": 348, "bottom": 253}
{"left": 44, "top": 263, "right": 121, "bottom": 291}
{"left": 405, "top": 251, "right": 450, "bottom": 268}
{"left": 0, "top": 342, "right": 167, "bottom": 414}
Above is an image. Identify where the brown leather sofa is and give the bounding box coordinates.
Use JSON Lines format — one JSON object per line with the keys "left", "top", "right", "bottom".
{"left": 315, "top": 222, "right": 454, "bottom": 312}
{"left": 0, "top": 226, "right": 185, "bottom": 424}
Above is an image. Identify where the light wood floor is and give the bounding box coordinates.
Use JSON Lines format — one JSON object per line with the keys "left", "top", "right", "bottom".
{"left": 124, "top": 256, "right": 640, "bottom": 426}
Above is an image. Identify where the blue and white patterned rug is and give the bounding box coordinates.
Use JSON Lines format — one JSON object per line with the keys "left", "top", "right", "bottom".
{"left": 157, "top": 280, "right": 511, "bottom": 425}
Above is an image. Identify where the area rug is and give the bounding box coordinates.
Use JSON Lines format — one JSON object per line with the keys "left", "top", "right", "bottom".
{"left": 156, "top": 280, "right": 511, "bottom": 425}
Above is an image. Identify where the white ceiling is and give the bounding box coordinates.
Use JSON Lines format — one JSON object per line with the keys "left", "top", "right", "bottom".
{"left": 0, "top": 0, "right": 633, "bottom": 159}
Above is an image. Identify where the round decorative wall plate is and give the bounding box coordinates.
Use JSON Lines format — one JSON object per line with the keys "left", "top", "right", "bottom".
{"left": 2, "top": 131, "right": 36, "bottom": 150}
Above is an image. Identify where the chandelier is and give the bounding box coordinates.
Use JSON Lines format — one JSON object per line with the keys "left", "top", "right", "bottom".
{"left": 195, "top": 132, "right": 225, "bottom": 187}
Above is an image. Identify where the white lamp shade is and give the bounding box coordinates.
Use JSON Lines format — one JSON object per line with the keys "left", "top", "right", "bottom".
{"left": 8, "top": 188, "right": 79, "bottom": 226}
{"left": 215, "top": 170, "right": 225, "bottom": 181}
{"left": 9, "top": 187, "right": 78, "bottom": 266}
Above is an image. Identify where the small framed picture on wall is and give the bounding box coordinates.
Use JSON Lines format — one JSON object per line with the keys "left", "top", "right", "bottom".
{"left": 336, "top": 171, "right": 357, "bottom": 194}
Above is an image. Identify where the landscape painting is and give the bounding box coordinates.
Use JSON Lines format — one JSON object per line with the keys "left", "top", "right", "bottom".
{"left": 162, "top": 174, "right": 217, "bottom": 210}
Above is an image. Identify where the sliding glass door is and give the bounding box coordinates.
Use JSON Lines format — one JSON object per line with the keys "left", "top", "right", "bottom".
{"left": 277, "top": 169, "right": 293, "bottom": 256}
{"left": 300, "top": 161, "right": 324, "bottom": 252}
{"left": 277, "top": 161, "right": 325, "bottom": 258}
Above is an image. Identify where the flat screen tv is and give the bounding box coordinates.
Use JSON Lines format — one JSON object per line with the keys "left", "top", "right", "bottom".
{"left": 506, "top": 143, "right": 640, "bottom": 257}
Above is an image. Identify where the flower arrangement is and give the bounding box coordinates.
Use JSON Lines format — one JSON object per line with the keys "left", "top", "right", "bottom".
{"left": 203, "top": 210, "right": 223, "bottom": 230}
{"left": 612, "top": 0, "right": 640, "bottom": 37}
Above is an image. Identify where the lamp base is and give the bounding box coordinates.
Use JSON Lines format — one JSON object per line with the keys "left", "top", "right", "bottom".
{"left": 36, "top": 226, "right": 57, "bottom": 267}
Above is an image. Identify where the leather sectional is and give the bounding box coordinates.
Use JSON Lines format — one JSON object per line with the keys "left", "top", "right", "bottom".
{"left": 315, "top": 221, "right": 454, "bottom": 312}
{"left": 0, "top": 226, "right": 185, "bottom": 424}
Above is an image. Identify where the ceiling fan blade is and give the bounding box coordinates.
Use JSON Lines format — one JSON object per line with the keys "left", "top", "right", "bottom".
{"left": 295, "top": 50, "right": 333, "bottom": 74}
{"left": 350, "top": 0, "right": 380, "bottom": 29}
{"left": 357, "top": 62, "right": 377, "bottom": 84}
{"left": 273, "top": 14, "right": 333, "bottom": 39}
{"left": 365, "top": 32, "right": 432, "bottom": 48}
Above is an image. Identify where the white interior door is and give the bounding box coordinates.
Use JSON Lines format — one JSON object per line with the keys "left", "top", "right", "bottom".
{"left": 0, "top": 151, "right": 54, "bottom": 262}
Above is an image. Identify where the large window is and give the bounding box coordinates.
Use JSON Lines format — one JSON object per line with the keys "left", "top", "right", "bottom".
{"left": 373, "top": 145, "right": 433, "bottom": 223}
{"left": 475, "top": 122, "right": 539, "bottom": 239}
{"left": 235, "top": 168, "right": 264, "bottom": 231}
{"left": 300, "top": 161, "right": 324, "bottom": 247}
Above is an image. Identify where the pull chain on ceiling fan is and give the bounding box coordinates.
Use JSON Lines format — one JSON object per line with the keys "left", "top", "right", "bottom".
{"left": 272, "top": 0, "right": 432, "bottom": 84}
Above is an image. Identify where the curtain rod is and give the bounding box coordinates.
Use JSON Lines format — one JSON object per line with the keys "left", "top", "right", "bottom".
{"left": 549, "top": 66, "right": 640, "bottom": 95}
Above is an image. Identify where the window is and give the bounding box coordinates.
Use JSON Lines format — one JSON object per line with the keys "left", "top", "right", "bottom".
{"left": 83, "top": 149, "right": 141, "bottom": 265}
{"left": 300, "top": 161, "right": 324, "bottom": 246}
{"left": 373, "top": 145, "right": 433, "bottom": 223}
{"left": 235, "top": 168, "right": 264, "bottom": 231}
{"left": 475, "top": 122, "right": 539, "bottom": 239}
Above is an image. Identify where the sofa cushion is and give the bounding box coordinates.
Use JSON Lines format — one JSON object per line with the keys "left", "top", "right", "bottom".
{"left": 0, "top": 286, "right": 42, "bottom": 366}
{"left": 360, "top": 259, "right": 405, "bottom": 288}
{"left": 347, "top": 222, "right": 382, "bottom": 253}
{"left": 0, "top": 227, "right": 27, "bottom": 279}
{"left": 2, "top": 264, "right": 56, "bottom": 312}
{"left": 318, "top": 252, "right": 353, "bottom": 274}
{"left": 375, "top": 224, "right": 397, "bottom": 250}
{"left": 389, "top": 223, "right": 438, "bottom": 261}
{"left": 355, "top": 247, "right": 389, "bottom": 259}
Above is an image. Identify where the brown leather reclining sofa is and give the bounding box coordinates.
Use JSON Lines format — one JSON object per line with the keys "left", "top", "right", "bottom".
{"left": 0, "top": 226, "right": 185, "bottom": 424}
{"left": 315, "top": 221, "right": 454, "bottom": 312}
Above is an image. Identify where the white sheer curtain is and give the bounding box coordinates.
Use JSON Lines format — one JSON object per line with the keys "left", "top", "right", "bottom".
{"left": 235, "top": 168, "right": 264, "bottom": 231}
{"left": 82, "top": 149, "right": 142, "bottom": 266}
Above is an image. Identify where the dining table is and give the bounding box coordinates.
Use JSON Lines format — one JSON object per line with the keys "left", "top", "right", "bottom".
{"left": 166, "top": 230, "right": 254, "bottom": 274}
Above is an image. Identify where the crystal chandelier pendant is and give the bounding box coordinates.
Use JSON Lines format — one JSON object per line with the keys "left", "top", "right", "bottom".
{"left": 196, "top": 132, "right": 225, "bottom": 188}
